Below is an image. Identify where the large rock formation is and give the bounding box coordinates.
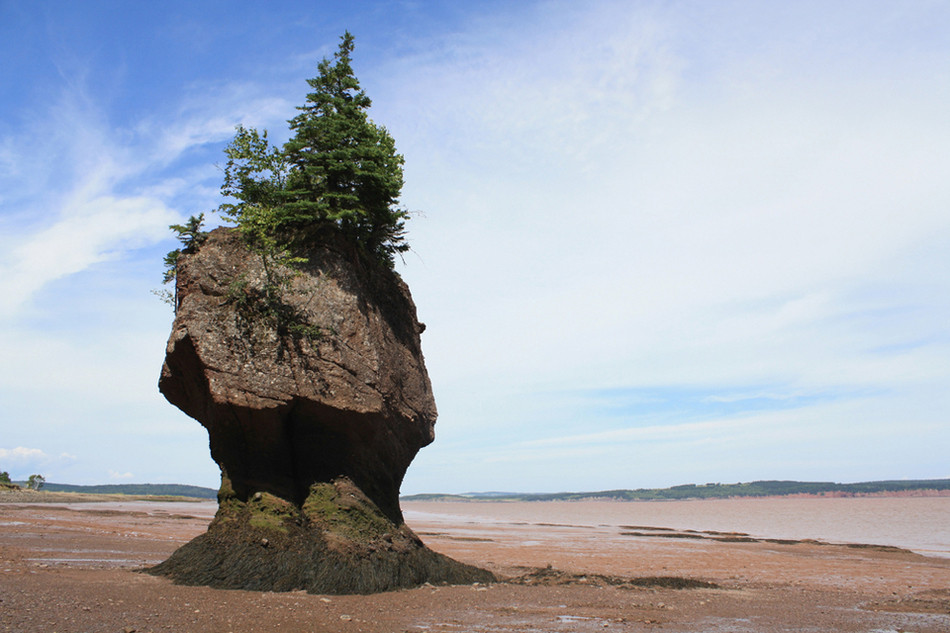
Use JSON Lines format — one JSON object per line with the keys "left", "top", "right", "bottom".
{"left": 149, "top": 228, "right": 493, "bottom": 593}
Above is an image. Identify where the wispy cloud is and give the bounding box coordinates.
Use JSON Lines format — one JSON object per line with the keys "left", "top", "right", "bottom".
{"left": 0, "top": 194, "right": 176, "bottom": 317}
{"left": 391, "top": 2, "right": 950, "bottom": 399}
{"left": 0, "top": 92, "right": 169, "bottom": 317}
{"left": 0, "top": 74, "right": 297, "bottom": 319}
{"left": 0, "top": 53, "right": 299, "bottom": 487}
{"left": 396, "top": 1, "right": 950, "bottom": 492}
{"left": 146, "top": 84, "right": 294, "bottom": 165}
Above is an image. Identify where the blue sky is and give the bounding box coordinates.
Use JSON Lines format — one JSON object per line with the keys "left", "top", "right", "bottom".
{"left": 1, "top": 1, "right": 948, "bottom": 494}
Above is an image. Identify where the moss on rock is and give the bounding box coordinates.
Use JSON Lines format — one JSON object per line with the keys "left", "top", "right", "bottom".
{"left": 148, "top": 475, "right": 495, "bottom": 594}
{"left": 303, "top": 479, "right": 392, "bottom": 544}
{"left": 248, "top": 491, "right": 298, "bottom": 534}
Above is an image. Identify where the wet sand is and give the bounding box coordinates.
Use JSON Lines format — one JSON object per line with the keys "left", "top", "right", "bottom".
{"left": 1, "top": 497, "right": 948, "bottom": 632}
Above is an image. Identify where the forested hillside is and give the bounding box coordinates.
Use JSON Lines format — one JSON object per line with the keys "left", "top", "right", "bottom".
{"left": 402, "top": 479, "right": 950, "bottom": 502}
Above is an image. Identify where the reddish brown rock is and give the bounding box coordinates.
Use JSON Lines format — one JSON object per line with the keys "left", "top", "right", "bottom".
{"left": 151, "top": 227, "right": 492, "bottom": 593}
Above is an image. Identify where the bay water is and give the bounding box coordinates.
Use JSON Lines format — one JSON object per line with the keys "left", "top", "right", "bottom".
{"left": 403, "top": 496, "right": 950, "bottom": 558}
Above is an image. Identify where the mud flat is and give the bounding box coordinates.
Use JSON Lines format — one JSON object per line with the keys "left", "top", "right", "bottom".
{"left": 1, "top": 498, "right": 949, "bottom": 632}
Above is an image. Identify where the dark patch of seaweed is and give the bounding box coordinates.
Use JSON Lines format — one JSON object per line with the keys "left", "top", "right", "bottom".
{"left": 620, "top": 528, "right": 916, "bottom": 554}
{"left": 508, "top": 565, "right": 717, "bottom": 590}
{"left": 146, "top": 522, "right": 494, "bottom": 595}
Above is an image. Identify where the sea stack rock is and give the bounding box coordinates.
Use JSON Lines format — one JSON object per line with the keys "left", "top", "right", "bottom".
{"left": 150, "top": 227, "right": 493, "bottom": 593}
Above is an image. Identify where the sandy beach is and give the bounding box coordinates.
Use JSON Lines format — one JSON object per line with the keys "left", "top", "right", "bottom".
{"left": 1, "top": 495, "right": 948, "bottom": 632}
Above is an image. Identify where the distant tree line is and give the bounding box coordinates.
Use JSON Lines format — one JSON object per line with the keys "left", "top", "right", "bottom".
{"left": 0, "top": 471, "right": 45, "bottom": 490}
{"left": 402, "top": 479, "right": 950, "bottom": 502}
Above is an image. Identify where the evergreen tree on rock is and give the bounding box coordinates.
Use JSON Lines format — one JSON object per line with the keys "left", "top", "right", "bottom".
{"left": 282, "top": 31, "right": 409, "bottom": 265}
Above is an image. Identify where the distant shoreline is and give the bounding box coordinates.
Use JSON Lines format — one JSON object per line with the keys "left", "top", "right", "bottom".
{"left": 5, "top": 488, "right": 948, "bottom": 505}
{"left": 4, "top": 478, "right": 947, "bottom": 504}
{"left": 403, "top": 490, "right": 950, "bottom": 503}
{"left": 402, "top": 478, "right": 950, "bottom": 503}
{"left": 734, "top": 489, "right": 950, "bottom": 500}
{"left": 0, "top": 489, "right": 211, "bottom": 504}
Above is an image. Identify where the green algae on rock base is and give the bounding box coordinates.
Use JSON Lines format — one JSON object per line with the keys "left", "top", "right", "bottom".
{"left": 148, "top": 476, "right": 495, "bottom": 594}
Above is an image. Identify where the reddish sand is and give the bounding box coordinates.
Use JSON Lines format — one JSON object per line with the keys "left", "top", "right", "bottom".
{"left": 1, "top": 496, "right": 948, "bottom": 632}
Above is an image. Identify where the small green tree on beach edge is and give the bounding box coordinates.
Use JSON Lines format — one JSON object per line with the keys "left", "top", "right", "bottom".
{"left": 27, "top": 474, "right": 45, "bottom": 491}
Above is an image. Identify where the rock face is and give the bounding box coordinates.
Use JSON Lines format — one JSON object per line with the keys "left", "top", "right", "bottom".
{"left": 150, "top": 228, "right": 493, "bottom": 593}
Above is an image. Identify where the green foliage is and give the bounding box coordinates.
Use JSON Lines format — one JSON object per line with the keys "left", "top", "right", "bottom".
{"left": 219, "top": 32, "right": 409, "bottom": 266}
{"left": 218, "top": 127, "right": 289, "bottom": 228}
{"left": 161, "top": 250, "right": 180, "bottom": 285}
{"left": 224, "top": 202, "right": 319, "bottom": 339}
{"left": 26, "top": 474, "right": 45, "bottom": 491}
{"left": 282, "top": 31, "right": 409, "bottom": 264}
{"left": 160, "top": 213, "right": 209, "bottom": 310}
{"left": 0, "top": 471, "right": 10, "bottom": 484}
{"left": 236, "top": 204, "right": 305, "bottom": 301}
{"left": 218, "top": 134, "right": 303, "bottom": 335}
{"left": 161, "top": 33, "right": 409, "bottom": 326}
{"left": 169, "top": 213, "right": 209, "bottom": 255}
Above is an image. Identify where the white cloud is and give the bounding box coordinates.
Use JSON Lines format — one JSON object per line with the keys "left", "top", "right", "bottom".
{"left": 0, "top": 72, "right": 280, "bottom": 488}
{"left": 0, "top": 73, "right": 298, "bottom": 319}
{"left": 380, "top": 2, "right": 678, "bottom": 173}
{"left": 0, "top": 447, "right": 48, "bottom": 461}
{"left": 0, "top": 195, "right": 177, "bottom": 317}
{"left": 395, "top": 1, "right": 950, "bottom": 491}
{"left": 0, "top": 447, "right": 64, "bottom": 481}
{"left": 150, "top": 94, "right": 293, "bottom": 166}
{"left": 0, "top": 92, "right": 178, "bottom": 317}
{"left": 389, "top": 1, "right": 950, "bottom": 401}
{"left": 109, "top": 470, "right": 134, "bottom": 480}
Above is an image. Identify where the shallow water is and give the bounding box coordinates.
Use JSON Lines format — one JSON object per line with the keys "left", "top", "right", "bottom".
{"left": 403, "top": 496, "right": 950, "bottom": 558}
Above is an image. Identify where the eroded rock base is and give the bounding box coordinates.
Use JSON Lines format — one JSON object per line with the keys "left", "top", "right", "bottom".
{"left": 148, "top": 477, "right": 494, "bottom": 594}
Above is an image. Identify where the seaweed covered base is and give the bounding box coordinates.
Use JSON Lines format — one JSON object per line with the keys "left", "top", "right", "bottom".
{"left": 148, "top": 477, "right": 494, "bottom": 594}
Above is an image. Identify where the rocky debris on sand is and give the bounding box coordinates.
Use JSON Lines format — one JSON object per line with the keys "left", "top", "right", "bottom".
{"left": 509, "top": 565, "right": 717, "bottom": 590}
{"left": 150, "top": 228, "right": 493, "bottom": 593}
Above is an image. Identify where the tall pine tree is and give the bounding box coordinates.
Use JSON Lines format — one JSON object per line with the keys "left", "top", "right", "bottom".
{"left": 282, "top": 32, "right": 408, "bottom": 264}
